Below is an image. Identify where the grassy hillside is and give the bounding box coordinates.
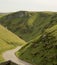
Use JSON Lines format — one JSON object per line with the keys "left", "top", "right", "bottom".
{"left": 0, "top": 11, "right": 57, "bottom": 65}
{"left": 0, "top": 13, "right": 8, "bottom": 18}
{"left": 0, "top": 25, "right": 26, "bottom": 62}
{"left": 0, "top": 11, "right": 57, "bottom": 41}
{"left": 17, "top": 24, "right": 57, "bottom": 65}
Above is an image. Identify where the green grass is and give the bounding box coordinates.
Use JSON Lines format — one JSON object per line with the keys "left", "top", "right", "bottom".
{"left": 17, "top": 24, "right": 57, "bottom": 65}
{"left": 0, "top": 11, "right": 57, "bottom": 65}
{"left": 0, "top": 25, "right": 26, "bottom": 62}
{"left": 0, "top": 13, "right": 8, "bottom": 18}
{"left": 0, "top": 11, "right": 56, "bottom": 41}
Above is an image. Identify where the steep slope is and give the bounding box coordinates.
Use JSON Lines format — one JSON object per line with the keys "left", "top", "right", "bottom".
{"left": 0, "top": 11, "right": 57, "bottom": 65}
{"left": 0, "top": 11, "right": 57, "bottom": 41}
{"left": 17, "top": 24, "right": 57, "bottom": 65}
{"left": 0, "top": 25, "right": 26, "bottom": 62}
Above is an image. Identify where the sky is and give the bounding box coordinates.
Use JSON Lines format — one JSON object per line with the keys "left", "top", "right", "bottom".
{"left": 0, "top": 0, "right": 57, "bottom": 13}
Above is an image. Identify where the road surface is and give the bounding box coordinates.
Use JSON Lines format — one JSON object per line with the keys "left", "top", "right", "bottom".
{"left": 3, "top": 46, "right": 32, "bottom": 65}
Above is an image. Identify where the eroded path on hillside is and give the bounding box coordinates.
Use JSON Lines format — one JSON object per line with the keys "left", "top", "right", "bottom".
{"left": 3, "top": 46, "right": 32, "bottom": 65}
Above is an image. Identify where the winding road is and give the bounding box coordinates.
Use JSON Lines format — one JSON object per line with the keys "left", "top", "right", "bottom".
{"left": 3, "top": 46, "right": 32, "bottom": 65}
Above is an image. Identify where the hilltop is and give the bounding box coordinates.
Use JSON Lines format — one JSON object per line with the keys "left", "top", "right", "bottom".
{"left": 0, "top": 13, "right": 8, "bottom": 18}
{"left": 0, "top": 11, "right": 57, "bottom": 41}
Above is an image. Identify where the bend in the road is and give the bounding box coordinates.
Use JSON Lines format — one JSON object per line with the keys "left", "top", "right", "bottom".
{"left": 3, "top": 46, "right": 32, "bottom": 65}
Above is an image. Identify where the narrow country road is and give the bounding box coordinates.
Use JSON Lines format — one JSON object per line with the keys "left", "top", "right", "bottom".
{"left": 3, "top": 46, "right": 32, "bottom": 65}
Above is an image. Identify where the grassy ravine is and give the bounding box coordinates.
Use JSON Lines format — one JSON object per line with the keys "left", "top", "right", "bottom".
{"left": 1, "top": 11, "right": 57, "bottom": 41}
{"left": 17, "top": 24, "right": 57, "bottom": 65}
{"left": 0, "top": 11, "right": 57, "bottom": 65}
{"left": 0, "top": 25, "right": 26, "bottom": 62}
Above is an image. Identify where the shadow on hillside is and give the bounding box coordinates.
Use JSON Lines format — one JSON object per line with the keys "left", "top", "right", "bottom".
{"left": 0, "top": 61, "right": 18, "bottom": 65}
